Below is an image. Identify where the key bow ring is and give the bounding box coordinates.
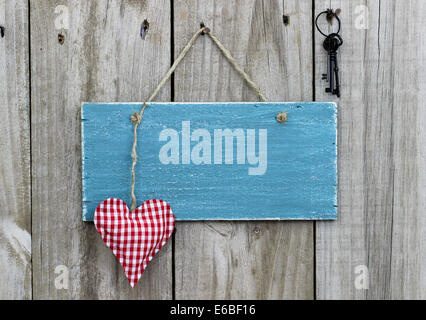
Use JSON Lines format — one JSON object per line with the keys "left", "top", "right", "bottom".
{"left": 315, "top": 9, "right": 341, "bottom": 37}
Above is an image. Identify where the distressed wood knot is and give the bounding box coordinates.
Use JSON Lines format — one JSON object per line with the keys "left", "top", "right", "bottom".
{"left": 276, "top": 112, "right": 288, "bottom": 124}
{"left": 130, "top": 112, "right": 142, "bottom": 125}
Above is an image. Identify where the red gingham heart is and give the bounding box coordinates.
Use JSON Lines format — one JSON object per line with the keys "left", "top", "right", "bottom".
{"left": 94, "top": 198, "right": 175, "bottom": 287}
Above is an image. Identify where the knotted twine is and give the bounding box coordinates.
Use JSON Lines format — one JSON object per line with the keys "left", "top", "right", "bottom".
{"left": 129, "top": 26, "right": 286, "bottom": 211}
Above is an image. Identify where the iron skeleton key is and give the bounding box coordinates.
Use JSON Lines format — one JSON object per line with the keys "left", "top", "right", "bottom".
{"left": 316, "top": 9, "right": 344, "bottom": 97}
{"left": 322, "top": 33, "right": 343, "bottom": 97}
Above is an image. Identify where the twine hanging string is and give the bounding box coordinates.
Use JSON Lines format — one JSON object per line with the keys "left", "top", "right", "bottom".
{"left": 129, "top": 26, "right": 272, "bottom": 211}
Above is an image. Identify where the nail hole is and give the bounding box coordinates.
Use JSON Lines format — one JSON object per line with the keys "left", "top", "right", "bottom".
{"left": 283, "top": 15, "right": 290, "bottom": 26}
{"left": 58, "top": 33, "right": 65, "bottom": 45}
{"left": 253, "top": 227, "right": 260, "bottom": 234}
{"left": 141, "top": 19, "right": 149, "bottom": 39}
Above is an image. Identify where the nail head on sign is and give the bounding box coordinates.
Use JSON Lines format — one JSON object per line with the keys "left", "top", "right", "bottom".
{"left": 276, "top": 112, "right": 288, "bottom": 124}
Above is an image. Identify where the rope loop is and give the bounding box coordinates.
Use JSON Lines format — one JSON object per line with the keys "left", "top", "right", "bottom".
{"left": 129, "top": 26, "right": 271, "bottom": 211}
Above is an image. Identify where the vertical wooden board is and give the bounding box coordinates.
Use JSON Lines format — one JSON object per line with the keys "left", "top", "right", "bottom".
{"left": 0, "top": 0, "right": 31, "bottom": 300}
{"left": 174, "top": 0, "right": 314, "bottom": 299}
{"left": 315, "top": 0, "right": 426, "bottom": 299}
{"left": 31, "top": 0, "right": 172, "bottom": 299}
{"left": 315, "top": 0, "right": 370, "bottom": 300}
{"left": 387, "top": 0, "right": 426, "bottom": 299}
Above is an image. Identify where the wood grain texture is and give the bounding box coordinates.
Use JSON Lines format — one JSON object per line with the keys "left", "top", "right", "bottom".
{"left": 173, "top": 0, "right": 314, "bottom": 299}
{"left": 30, "top": 0, "right": 172, "bottom": 299}
{"left": 0, "top": 0, "right": 31, "bottom": 300}
{"left": 315, "top": 0, "right": 426, "bottom": 299}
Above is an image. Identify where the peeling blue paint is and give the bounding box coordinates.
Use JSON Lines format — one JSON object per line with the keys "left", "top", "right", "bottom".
{"left": 81, "top": 102, "right": 337, "bottom": 221}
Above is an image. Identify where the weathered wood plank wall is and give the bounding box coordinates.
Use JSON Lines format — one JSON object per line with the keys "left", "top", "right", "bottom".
{"left": 0, "top": 0, "right": 424, "bottom": 299}
{"left": 0, "top": 0, "right": 31, "bottom": 300}
{"left": 173, "top": 0, "right": 314, "bottom": 299}
{"left": 315, "top": 0, "right": 426, "bottom": 299}
{"left": 30, "top": 0, "right": 172, "bottom": 299}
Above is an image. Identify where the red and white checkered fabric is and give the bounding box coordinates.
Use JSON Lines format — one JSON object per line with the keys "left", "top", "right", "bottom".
{"left": 94, "top": 198, "right": 175, "bottom": 287}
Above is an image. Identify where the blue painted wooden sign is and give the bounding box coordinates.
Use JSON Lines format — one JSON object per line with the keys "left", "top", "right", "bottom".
{"left": 81, "top": 102, "right": 337, "bottom": 221}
